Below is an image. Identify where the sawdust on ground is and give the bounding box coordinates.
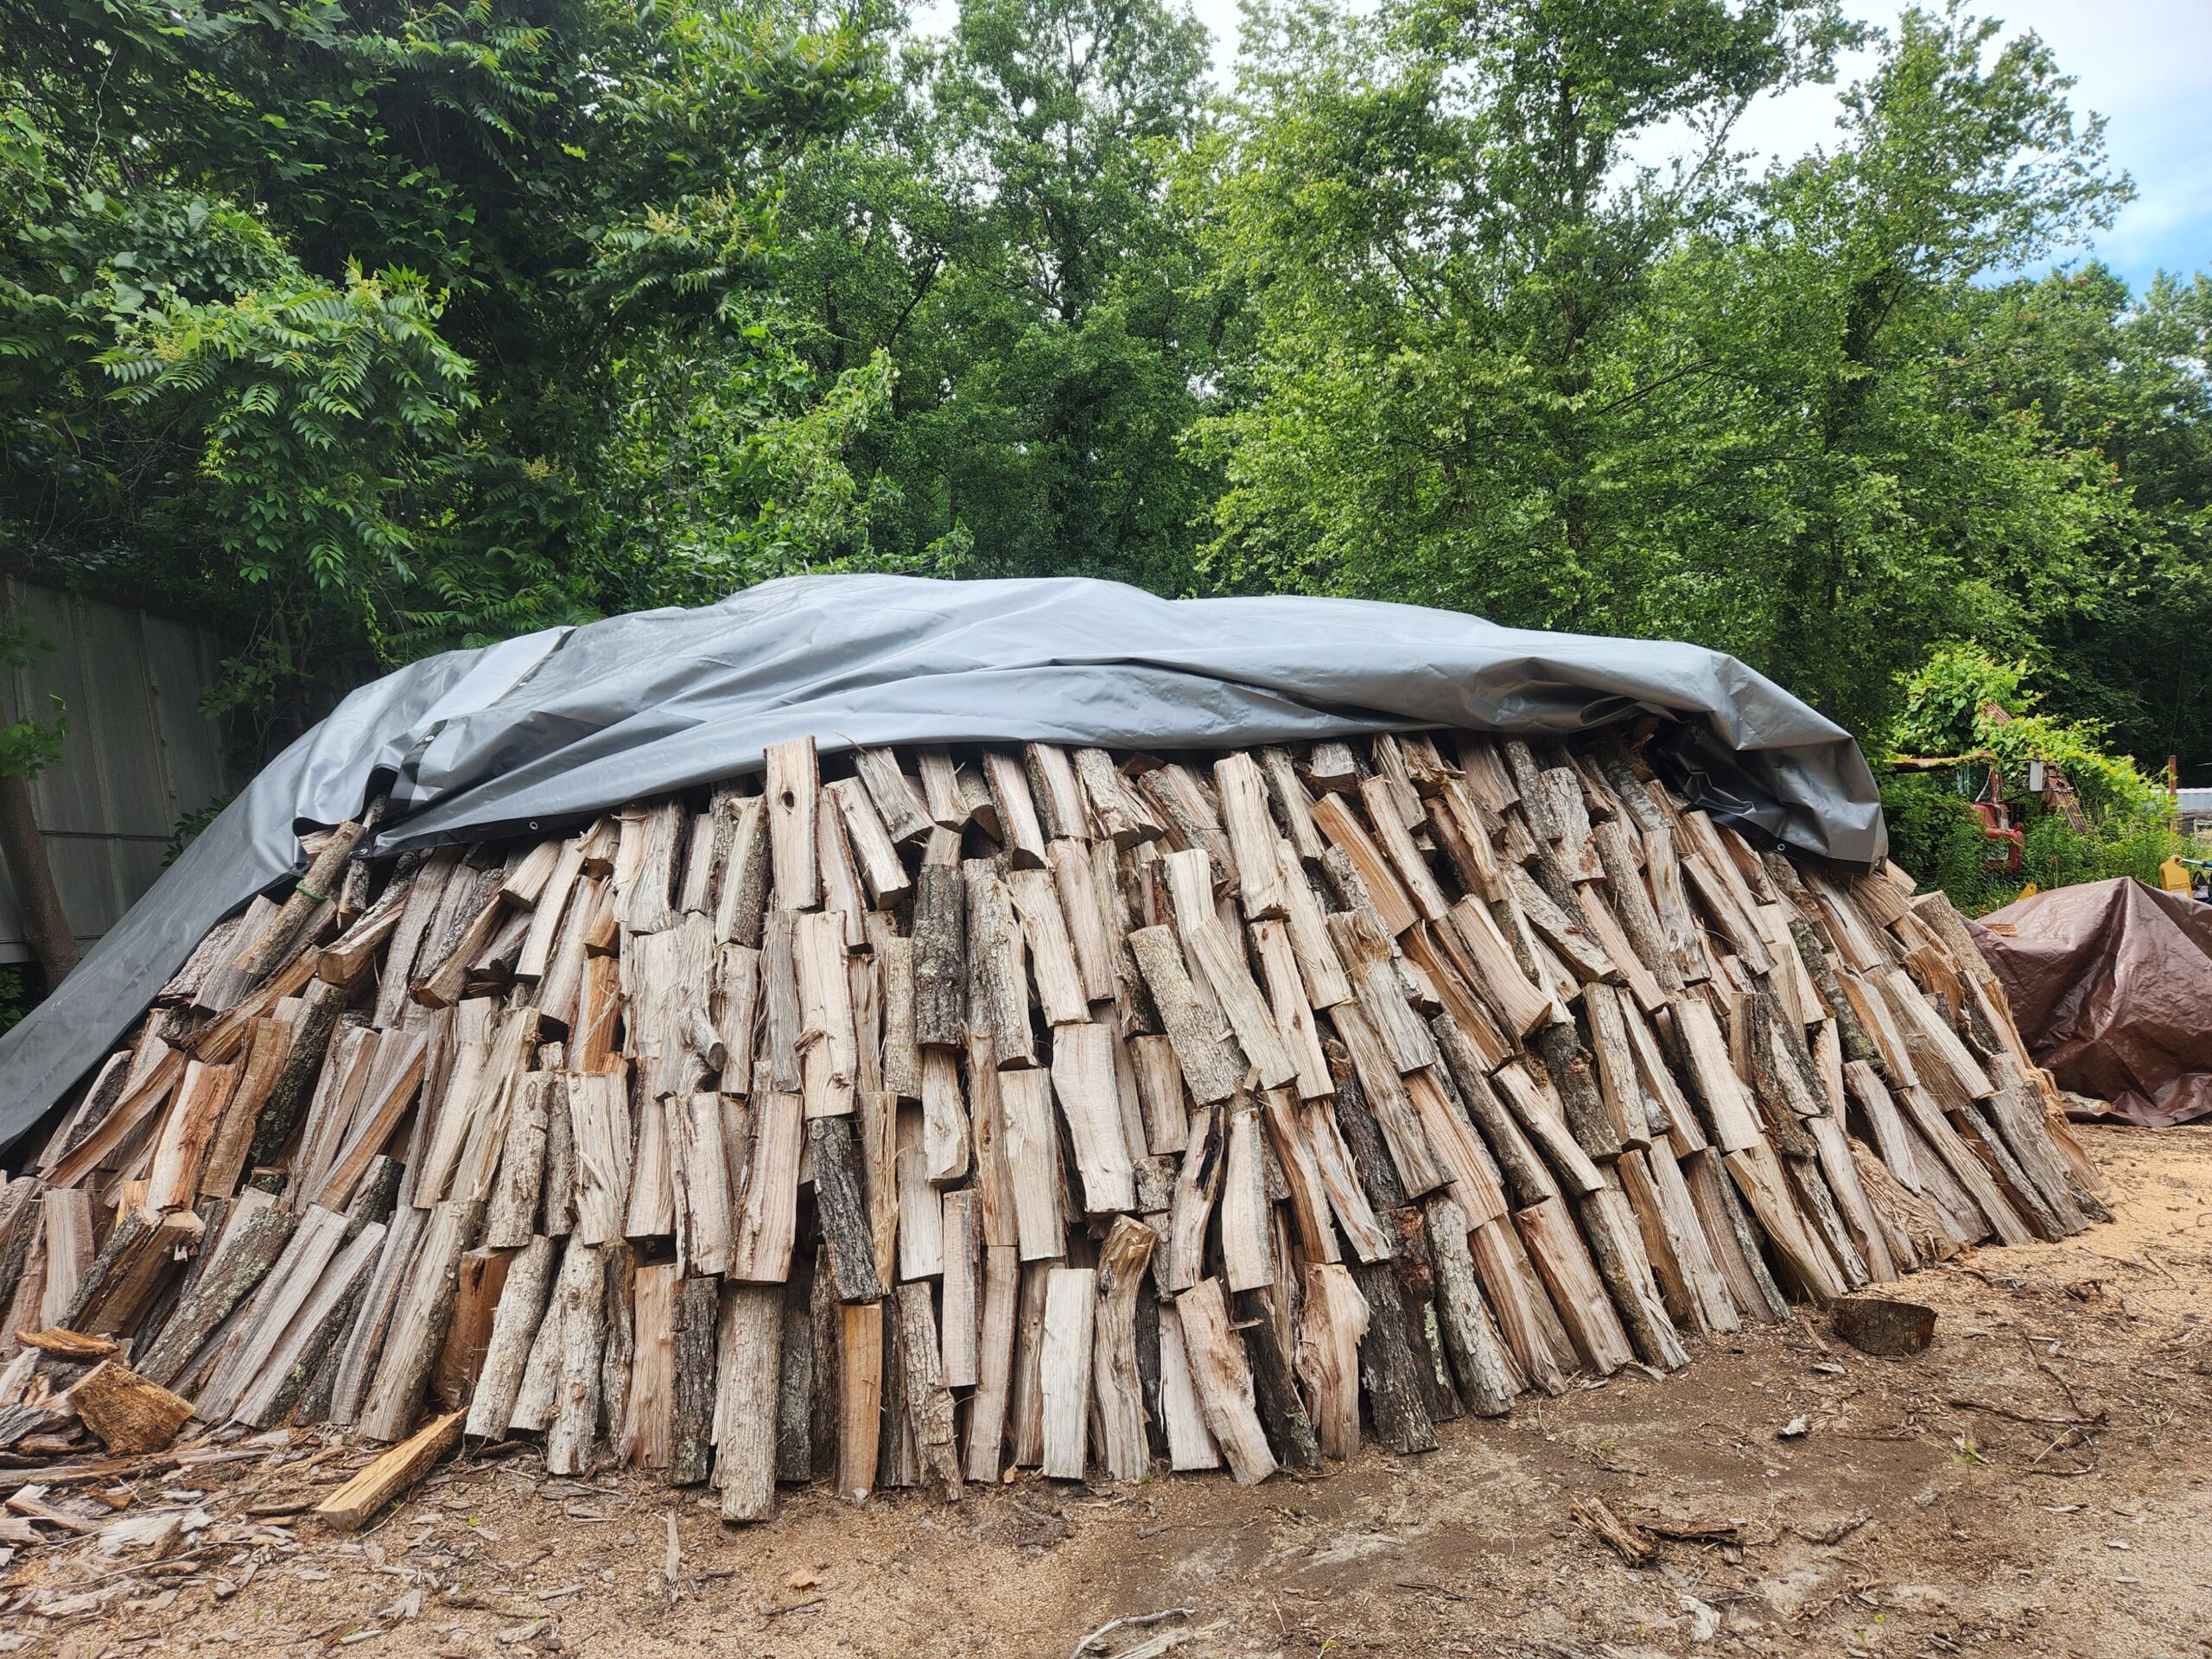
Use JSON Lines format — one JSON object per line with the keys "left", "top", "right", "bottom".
{"left": 9, "top": 1123, "right": 2212, "bottom": 1659}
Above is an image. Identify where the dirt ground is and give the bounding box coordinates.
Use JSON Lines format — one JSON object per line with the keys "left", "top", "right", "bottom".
{"left": 9, "top": 1123, "right": 2212, "bottom": 1659}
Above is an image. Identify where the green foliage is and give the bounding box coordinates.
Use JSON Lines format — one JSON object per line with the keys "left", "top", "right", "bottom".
{"left": 0, "top": 0, "right": 2208, "bottom": 829}
{"left": 0, "top": 626, "right": 67, "bottom": 781}
{"left": 1879, "top": 773, "right": 2009, "bottom": 913}
{"left": 1889, "top": 645, "right": 2159, "bottom": 818}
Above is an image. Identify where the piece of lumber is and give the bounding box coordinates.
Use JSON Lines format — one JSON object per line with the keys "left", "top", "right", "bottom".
{"left": 317, "top": 1409, "right": 465, "bottom": 1531}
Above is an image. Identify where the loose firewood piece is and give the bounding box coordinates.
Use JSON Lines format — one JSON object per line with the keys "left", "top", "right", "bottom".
{"left": 236, "top": 1220, "right": 391, "bottom": 1428}
{"left": 909, "top": 864, "right": 969, "bottom": 1055}
{"left": 963, "top": 1245, "right": 1020, "bottom": 1482}
{"left": 1358, "top": 777, "right": 1449, "bottom": 924}
{"left": 826, "top": 778, "right": 911, "bottom": 910}
{"left": 1293, "top": 1263, "right": 1368, "bottom": 1459}
{"left": 1035, "top": 842, "right": 1112, "bottom": 1008}
{"left": 1231, "top": 1284, "right": 1321, "bottom": 1471}
{"left": 1040, "top": 1025, "right": 1132, "bottom": 1218}
{"left": 1018, "top": 742, "right": 1086, "bottom": 843}
{"left": 1214, "top": 753, "right": 1287, "bottom": 919}
{"left": 1065, "top": 747, "right": 1150, "bottom": 846}
{"left": 1088, "top": 1217, "right": 1155, "bottom": 1481}
{"left": 833, "top": 1300, "right": 883, "bottom": 1502}
{"left": 1671, "top": 995, "right": 1764, "bottom": 1153}
{"left": 906, "top": 745, "right": 957, "bottom": 830}
{"left": 1440, "top": 899, "right": 1553, "bottom": 1038}
{"left": 813, "top": 806, "right": 861, "bottom": 946}
{"left": 1007, "top": 867, "right": 1088, "bottom": 1026}
{"left": 1154, "top": 1299, "right": 1223, "bottom": 1471}
{"left": 235, "top": 817, "right": 370, "bottom": 982}
{"left": 86, "top": 1204, "right": 200, "bottom": 1339}
{"left": 1167, "top": 911, "right": 1292, "bottom": 1106}
{"left": 810, "top": 1116, "right": 884, "bottom": 1303}
{"left": 1622, "top": 1145, "right": 1739, "bottom": 1336}
{"left": 881, "top": 1283, "right": 957, "bottom": 1503}
{"left": 1139, "top": 761, "right": 1237, "bottom": 881}
{"left": 1328, "top": 908, "right": 1437, "bottom": 1071}
{"left": 982, "top": 749, "right": 1049, "bottom": 868}
{"left": 766, "top": 736, "right": 821, "bottom": 909}
{"left": 963, "top": 861, "right": 1035, "bottom": 1067}
{"left": 1001, "top": 1068, "right": 1067, "bottom": 1260}
{"left": 1128, "top": 926, "right": 1241, "bottom": 1103}
{"left": 1641, "top": 825, "right": 1708, "bottom": 982}
{"left": 1465, "top": 1217, "right": 1568, "bottom": 1395}
{"left": 1275, "top": 841, "right": 1354, "bottom": 1009}
{"left": 140, "top": 1057, "right": 235, "bottom": 1211}
{"left": 794, "top": 910, "right": 858, "bottom": 1118}
{"left": 703, "top": 1282, "right": 779, "bottom": 1521}
{"left": 1575, "top": 1185, "right": 1689, "bottom": 1370}
{"left": 1421, "top": 1198, "right": 1516, "bottom": 1416}
{"left": 1328, "top": 1003, "right": 1446, "bottom": 1199}
{"left": 846, "top": 748, "right": 929, "bottom": 849}
{"left": 918, "top": 1186, "right": 972, "bottom": 1389}
{"left": 1299, "top": 1097, "right": 1389, "bottom": 1262}
{"left": 1128, "top": 1035, "right": 1188, "bottom": 1156}
{"left": 703, "top": 798, "right": 768, "bottom": 950}
{"left": 35, "top": 1188, "right": 92, "bottom": 1333}
{"left": 1833, "top": 1294, "right": 1937, "bottom": 1357}
{"left": 1722, "top": 1142, "right": 1846, "bottom": 1305}
{"left": 1253, "top": 746, "right": 1325, "bottom": 863}
{"left": 726, "top": 1084, "right": 801, "bottom": 1281}
{"left": 70, "top": 1360, "right": 193, "bottom": 1454}
{"left": 465, "top": 1234, "right": 554, "bottom": 1437}
{"left": 1219, "top": 1100, "right": 1274, "bottom": 1292}
{"left": 46, "top": 1048, "right": 186, "bottom": 1191}
{"left": 567, "top": 1071, "right": 633, "bottom": 1247}
{"left": 484, "top": 1073, "right": 554, "bottom": 1250}
{"left": 892, "top": 1106, "right": 944, "bottom": 1283}
{"left": 1037, "top": 1266, "right": 1096, "bottom": 1479}
{"left": 669, "top": 1090, "right": 733, "bottom": 1276}
{"left": 1173, "top": 1278, "right": 1274, "bottom": 1484}
{"left": 427, "top": 1247, "right": 508, "bottom": 1415}
{"left": 361, "top": 1198, "right": 484, "bottom": 1443}
{"left": 1249, "top": 919, "right": 1331, "bottom": 1101}
{"left": 907, "top": 1046, "right": 968, "bottom": 1187}
{"left": 1515, "top": 1194, "right": 1633, "bottom": 1376}
{"left": 1255, "top": 1088, "right": 1341, "bottom": 1265}
{"left": 1311, "top": 793, "right": 1417, "bottom": 935}
{"left": 616, "top": 1262, "right": 677, "bottom": 1469}
{"left": 317, "top": 1409, "right": 465, "bottom": 1532}
{"left": 1680, "top": 1147, "right": 1788, "bottom": 1324}
{"left": 1343, "top": 1256, "right": 1437, "bottom": 1455}
{"left": 1160, "top": 1103, "right": 1224, "bottom": 1294}
{"left": 1300, "top": 740, "right": 1357, "bottom": 795}
{"left": 1406, "top": 1069, "right": 1508, "bottom": 1227}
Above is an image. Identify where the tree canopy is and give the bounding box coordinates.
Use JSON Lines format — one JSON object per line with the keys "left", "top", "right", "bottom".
{"left": 4, "top": 0, "right": 2208, "bottom": 810}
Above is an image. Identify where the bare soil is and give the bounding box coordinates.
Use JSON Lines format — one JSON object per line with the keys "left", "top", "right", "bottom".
{"left": 10, "top": 1124, "right": 2212, "bottom": 1659}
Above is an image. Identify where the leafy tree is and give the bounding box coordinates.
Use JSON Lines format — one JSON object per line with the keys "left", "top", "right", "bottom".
{"left": 1, "top": 0, "right": 885, "bottom": 739}
{"left": 779, "top": 0, "right": 1227, "bottom": 588}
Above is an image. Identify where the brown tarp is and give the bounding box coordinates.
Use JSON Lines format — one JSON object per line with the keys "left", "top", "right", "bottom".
{"left": 1967, "top": 877, "right": 2212, "bottom": 1127}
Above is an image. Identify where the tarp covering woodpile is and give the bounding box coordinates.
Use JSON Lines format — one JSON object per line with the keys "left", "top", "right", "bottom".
{"left": 1970, "top": 877, "right": 2212, "bottom": 1127}
{"left": 0, "top": 578, "right": 2104, "bottom": 1517}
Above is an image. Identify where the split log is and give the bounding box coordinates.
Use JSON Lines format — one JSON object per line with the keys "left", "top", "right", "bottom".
{"left": 1231, "top": 1284, "right": 1322, "bottom": 1471}
{"left": 317, "top": 1410, "right": 465, "bottom": 1532}
{"left": 1173, "top": 1278, "right": 1275, "bottom": 1484}
{"left": 1423, "top": 1198, "right": 1516, "bottom": 1415}
{"left": 466, "top": 1234, "right": 555, "bottom": 1437}
{"left": 1091, "top": 1217, "right": 1155, "bottom": 1480}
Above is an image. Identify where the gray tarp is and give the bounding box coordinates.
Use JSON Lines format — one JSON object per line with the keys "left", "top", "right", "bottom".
{"left": 0, "top": 574, "right": 1885, "bottom": 1142}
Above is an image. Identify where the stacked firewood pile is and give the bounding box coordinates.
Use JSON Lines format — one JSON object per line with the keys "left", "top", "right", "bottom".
{"left": 0, "top": 729, "right": 2106, "bottom": 1522}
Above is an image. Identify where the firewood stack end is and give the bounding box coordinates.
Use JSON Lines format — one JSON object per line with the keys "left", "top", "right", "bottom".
{"left": 0, "top": 728, "right": 2106, "bottom": 1515}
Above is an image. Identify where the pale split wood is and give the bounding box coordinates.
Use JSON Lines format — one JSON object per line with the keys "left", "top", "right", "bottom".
{"left": 1039, "top": 1267, "right": 1096, "bottom": 1479}
{"left": 1172, "top": 1278, "right": 1274, "bottom": 1484}
{"left": 766, "top": 737, "right": 821, "bottom": 909}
